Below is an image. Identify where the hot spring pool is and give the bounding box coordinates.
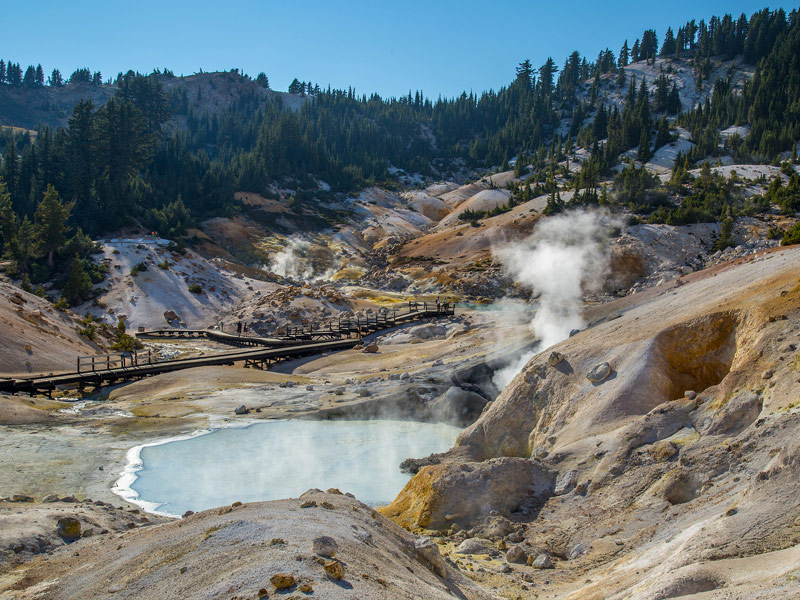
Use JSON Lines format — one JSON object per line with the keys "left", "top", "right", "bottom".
{"left": 114, "top": 420, "right": 461, "bottom": 517}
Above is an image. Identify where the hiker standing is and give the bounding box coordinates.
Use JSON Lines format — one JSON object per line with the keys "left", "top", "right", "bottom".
{"left": 436, "top": 296, "right": 441, "bottom": 312}
{"left": 237, "top": 321, "right": 242, "bottom": 335}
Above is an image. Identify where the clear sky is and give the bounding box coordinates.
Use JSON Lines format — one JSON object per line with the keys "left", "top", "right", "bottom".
{"left": 2, "top": 1, "right": 793, "bottom": 98}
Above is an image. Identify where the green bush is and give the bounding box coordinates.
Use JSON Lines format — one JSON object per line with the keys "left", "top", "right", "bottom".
{"left": 781, "top": 222, "right": 800, "bottom": 246}
{"left": 188, "top": 283, "right": 203, "bottom": 294}
{"left": 130, "top": 262, "right": 148, "bottom": 276}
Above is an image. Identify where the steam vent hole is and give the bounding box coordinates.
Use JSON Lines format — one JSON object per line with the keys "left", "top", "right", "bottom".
{"left": 654, "top": 312, "right": 738, "bottom": 401}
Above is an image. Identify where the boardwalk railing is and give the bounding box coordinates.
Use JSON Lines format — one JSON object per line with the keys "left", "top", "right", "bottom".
{"left": 76, "top": 350, "right": 153, "bottom": 373}
{"left": 0, "top": 300, "right": 456, "bottom": 395}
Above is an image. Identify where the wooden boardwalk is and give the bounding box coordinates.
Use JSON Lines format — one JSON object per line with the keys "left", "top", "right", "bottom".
{"left": 0, "top": 302, "right": 455, "bottom": 395}
{"left": 137, "top": 301, "right": 455, "bottom": 346}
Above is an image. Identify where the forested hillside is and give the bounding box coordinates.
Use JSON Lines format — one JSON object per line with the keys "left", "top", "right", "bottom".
{"left": 0, "top": 6, "right": 798, "bottom": 300}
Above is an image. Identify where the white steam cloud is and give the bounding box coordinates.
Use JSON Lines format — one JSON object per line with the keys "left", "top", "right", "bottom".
{"left": 491, "top": 210, "right": 616, "bottom": 389}
{"left": 268, "top": 236, "right": 339, "bottom": 282}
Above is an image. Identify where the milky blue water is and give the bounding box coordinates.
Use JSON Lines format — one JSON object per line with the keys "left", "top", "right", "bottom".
{"left": 119, "top": 420, "right": 461, "bottom": 517}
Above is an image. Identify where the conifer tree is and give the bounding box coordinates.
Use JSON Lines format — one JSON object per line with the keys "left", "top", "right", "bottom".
{"left": 63, "top": 254, "right": 92, "bottom": 305}
{"left": 619, "top": 40, "right": 630, "bottom": 67}
{"left": 34, "top": 184, "right": 73, "bottom": 268}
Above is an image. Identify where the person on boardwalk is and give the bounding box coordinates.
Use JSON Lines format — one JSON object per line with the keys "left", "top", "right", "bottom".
{"left": 237, "top": 321, "right": 242, "bottom": 335}
{"left": 436, "top": 296, "right": 441, "bottom": 312}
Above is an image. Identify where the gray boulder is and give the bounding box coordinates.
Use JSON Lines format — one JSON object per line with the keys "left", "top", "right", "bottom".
{"left": 586, "top": 362, "right": 612, "bottom": 383}
{"left": 506, "top": 545, "right": 527, "bottom": 564}
{"left": 455, "top": 538, "right": 491, "bottom": 555}
{"left": 531, "top": 554, "right": 554, "bottom": 569}
{"left": 312, "top": 535, "right": 338, "bottom": 558}
{"left": 414, "top": 537, "right": 447, "bottom": 578}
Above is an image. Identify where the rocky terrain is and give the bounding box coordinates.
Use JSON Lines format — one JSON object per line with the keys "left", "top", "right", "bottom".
{"left": 383, "top": 246, "right": 800, "bottom": 599}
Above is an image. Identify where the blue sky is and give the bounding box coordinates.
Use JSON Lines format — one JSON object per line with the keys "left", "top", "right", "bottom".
{"left": 2, "top": 1, "right": 793, "bottom": 98}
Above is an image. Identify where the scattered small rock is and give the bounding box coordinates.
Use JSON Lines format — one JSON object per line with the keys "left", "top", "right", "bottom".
{"left": 234, "top": 405, "right": 248, "bottom": 415}
{"left": 300, "top": 500, "right": 317, "bottom": 508}
{"left": 362, "top": 343, "right": 379, "bottom": 353}
{"left": 684, "top": 390, "right": 697, "bottom": 400}
{"left": 56, "top": 517, "right": 81, "bottom": 541}
{"left": 312, "top": 536, "right": 338, "bottom": 558}
{"left": 762, "top": 369, "right": 774, "bottom": 380}
{"left": 323, "top": 559, "right": 345, "bottom": 580}
{"left": 586, "top": 362, "right": 612, "bottom": 383}
{"left": 567, "top": 542, "right": 586, "bottom": 560}
{"left": 42, "top": 494, "right": 60, "bottom": 503}
{"left": 11, "top": 494, "right": 34, "bottom": 502}
{"left": 298, "top": 582, "right": 313, "bottom": 593}
{"left": 506, "top": 545, "right": 527, "bottom": 564}
{"left": 554, "top": 469, "right": 578, "bottom": 495}
{"left": 270, "top": 573, "right": 296, "bottom": 589}
{"left": 182, "top": 511, "right": 194, "bottom": 518}
{"left": 530, "top": 554, "right": 554, "bottom": 569}
{"left": 547, "top": 352, "right": 564, "bottom": 366}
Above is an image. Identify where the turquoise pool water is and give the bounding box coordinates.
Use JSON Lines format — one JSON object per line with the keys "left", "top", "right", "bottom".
{"left": 114, "top": 419, "right": 461, "bottom": 517}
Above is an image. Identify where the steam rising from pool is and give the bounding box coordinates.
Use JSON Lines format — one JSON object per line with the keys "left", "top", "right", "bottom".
{"left": 114, "top": 420, "right": 461, "bottom": 517}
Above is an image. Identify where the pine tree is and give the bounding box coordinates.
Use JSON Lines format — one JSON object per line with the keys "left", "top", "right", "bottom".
{"left": 660, "top": 27, "right": 676, "bottom": 57}
{"left": 539, "top": 58, "right": 557, "bottom": 95}
{"left": 34, "top": 184, "right": 73, "bottom": 268}
{"left": 48, "top": 68, "right": 63, "bottom": 87}
{"left": 619, "top": 40, "right": 629, "bottom": 67}
{"left": 0, "top": 178, "right": 16, "bottom": 255}
{"left": 22, "top": 65, "right": 36, "bottom": 87}
{"left": 34, "top": 64, "right": 44, "bottom": 86}
{"left": 62, "top": 254, "right": 92, "bottom": 305}
{"left": 655, "top": 115, "right": 671, "bottom": 149}
{"left": 0, "top": 60, "right": 5, "bottom": 84}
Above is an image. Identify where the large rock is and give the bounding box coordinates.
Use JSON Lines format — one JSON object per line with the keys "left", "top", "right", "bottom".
{"left": 426, "top": 386, "right": 488, "bottom": 426}
{"left": 413, "top": 537, "right": 447, "bottom": 578}
{"left": 506, "top": 545, "right": 527, "bottom": 564}
{"left": 56, "top": 517, "right": 81, "bottom": 541}
{"left": 554, "top": 469, "right": 578, "bottom": 495}
{"left": 381, "top": 457, "right": 556, "bottom": 530}
{"left": 454, "top": 538, "right": 491, "bottom": 555}
{"left": 312, "top": 535, "right": 338, "bottom": 558}
{"left": 587, "top": 362, "right": 612, "bottom": 383}
{"left": 698, "top": 390, "right": 763, "bottom": 436}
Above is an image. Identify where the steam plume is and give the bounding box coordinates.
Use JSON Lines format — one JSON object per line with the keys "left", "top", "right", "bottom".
{"left": 268, "top": 236, "right": 339, "bottom": 282}
{"left": 492, "top": 210, "right": 615, "bottom": 389}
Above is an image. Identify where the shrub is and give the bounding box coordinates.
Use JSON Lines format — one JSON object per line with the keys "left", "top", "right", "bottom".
{"left": 111, "top": 333, "right": 143, "bottom": 352}
{"left": 54, "top": 297, "right": 70, "bottom": 311}
{"left": 79, "top": 324, "right": 98, "bottom": 341}
{"left": 781, "top": 222, "right": 800, "bottom": 246}
{"left": 188, "top": 283, "right": 203, "bottom": 294}
{"left": 130, "top": 262, "right": 148, "bottom": 276}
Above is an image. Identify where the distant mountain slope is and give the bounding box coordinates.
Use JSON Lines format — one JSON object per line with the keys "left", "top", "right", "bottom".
{"left": 0, "top": 71, "right": 303, "bottom": 130}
